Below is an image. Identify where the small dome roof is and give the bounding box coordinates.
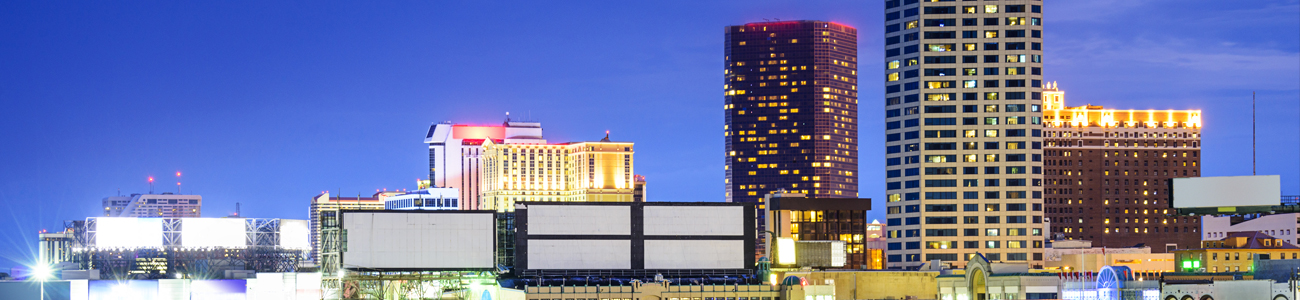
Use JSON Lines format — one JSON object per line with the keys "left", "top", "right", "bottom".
{"left": 781, "top": 276, "right": 804, "bottom": 286}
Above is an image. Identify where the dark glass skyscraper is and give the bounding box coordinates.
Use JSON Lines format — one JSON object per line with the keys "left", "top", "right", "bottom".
{"left": 724, "top": 21, "right": 859, "bottom": 256}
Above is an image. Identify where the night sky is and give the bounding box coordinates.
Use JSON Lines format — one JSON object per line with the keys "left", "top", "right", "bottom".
{"left": 1, "top": 0, "right": 1297, "bottom": 270}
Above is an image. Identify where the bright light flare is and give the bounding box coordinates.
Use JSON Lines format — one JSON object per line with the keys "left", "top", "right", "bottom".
{"left": 776, "top": 238, "right": 796, "bottom": 265}
{"left": 31, "top": 264, "right": 51, "bottom": 281}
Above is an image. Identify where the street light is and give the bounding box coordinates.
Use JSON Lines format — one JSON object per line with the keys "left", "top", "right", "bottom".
{"left": 32, "top": 263, "right": 52, "bottom": 300}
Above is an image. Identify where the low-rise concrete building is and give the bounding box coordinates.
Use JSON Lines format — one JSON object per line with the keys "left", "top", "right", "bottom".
{"left": 1045, "top": 240, "right": 1175, "bottom": 273}
{"left": 938, "top": 254, "right": 1060, "bottom": 300}
{"left": 790, "top": 270, "right": 941, "bottom": 300}
{"left": 1174, "top": 231, "right": 1300, "bottom": 273}
{"left": 1202, "top": 213, "right": 1300, "bottom": 245}
{"left": 522, "top": 278, "right": 830, "bottom": 300}
{"left": 1161, "top": 280, "right": 1292, "bottom": 300}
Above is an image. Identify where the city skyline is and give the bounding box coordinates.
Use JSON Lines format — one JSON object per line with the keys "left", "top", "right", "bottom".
{"left": 0, "top": 0, "right": 1297, "bottom": 271}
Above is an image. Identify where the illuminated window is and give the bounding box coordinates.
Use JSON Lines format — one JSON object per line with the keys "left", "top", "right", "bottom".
{"left": 984, "top": 129, "right": 999, "bottom": 137}
{"left": 927, "top": 44, "right": 954, "bottom": 52}
{"left": 926, "top": 93, "right": 951, "bottom": 101}
{"left": 926, "top": 81, "right": 953, "bottom": 89}
{"left": 887, "top": 73, "right": 900, "bottom": 81}
{"left": 888, "top": 60, "right": 901, "bottom": 69}
{"left": 963, "top": 80, "right": 977, "bottom": 88}
{"left": 984, "top": 30, "right": 998, "bottom": 38}
{"left": 962, "top": 6, "right": 976, "bottom": 14}
{"left": 906, "top": 21, "right": 918, "bottom": 29}
{"left": 985, "top": 5, "right": 998, "bottom": 13}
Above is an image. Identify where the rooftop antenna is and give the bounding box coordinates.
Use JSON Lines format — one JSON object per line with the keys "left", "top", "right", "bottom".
{"left": 774, "top": 18, "right": 781, "bottom": 21}
{"left": 176, "top": 171, "right": 182, "bottom": 194}
{"left": 1253, "top": 91, "right": 1257, "bottom": 175}
{"left": 762, "top": 18, "right": 770, "bottom": 22}
{"left": 148, "top": 176, "right": 154, "bottom": 194}
{"left": 235, "top": 202, "right": 241, "bottom": 217}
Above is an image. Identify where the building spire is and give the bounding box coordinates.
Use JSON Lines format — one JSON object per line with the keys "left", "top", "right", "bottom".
{"left": 601, "top": 130, "right": 611, "bottom": 142}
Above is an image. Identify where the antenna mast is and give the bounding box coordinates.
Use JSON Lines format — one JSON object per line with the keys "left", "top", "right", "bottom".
{"left": 1253, "top": 91, "right": 1257, "bottom": 175}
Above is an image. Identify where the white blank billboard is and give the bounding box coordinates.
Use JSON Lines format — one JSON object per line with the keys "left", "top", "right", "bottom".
{"left": 182, "top": 218, "right": 246, "bottom": 248}
{"left": 526, "top": 205, "right": 630, "bottom": 235}
{"left": 527, "top": 240, "right": 630, "bottom": 269}
{"left": 96, "top": 218, "right": 163, "bottom": 248}
{"left": 643, "top": 206, "right": 744, "bottom": 236}
{"left": 1173, "top": 175, "right": 1281, "bottom": 208}
{"left": 643, "top": 240, "right": 744, "bottom": 269}
{"left": 279, "top": 220, "right": 310, "bottom": 249}
{"left": 342, "top": 212, "right": 494, "bottom": 269}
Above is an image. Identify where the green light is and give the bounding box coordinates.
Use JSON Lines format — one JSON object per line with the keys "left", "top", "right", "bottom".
{"left": 1182, "top": 261, "right": 1192, "bottom": 269}
{"left": 1193, "top": 261, "right": 1200, "bottom": 268}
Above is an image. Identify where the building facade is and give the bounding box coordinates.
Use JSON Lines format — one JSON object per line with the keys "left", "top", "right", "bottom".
{"left": 102, "top": 193, "right": 202, "bottom": 218}
{"left": 480, "top": 137, "right": 635, "bottom": 211}
{"left": 383, "top": 187, "right": 460, "bottom": 210}
{"left": 1174, "top": 231, "right": 1300, "bottom": 273}
{"left": 1041, "top": 83, "right": 1204, "bottom": 252}
{"left": 425, "top": 120, "right": 545, "bottom": 210}
{"left": 882, "top": 1, "right": 1048, "bottom": 268}
{"left": 724, "top": 20, "right": 860, "bottom": 204}
{"left": 307, "top": 191, "right": 394, "bottom": 263}
{"left": 765, "top": 192, "right": 877, "bottom": 269}
{"left": 1044, "top": 240, "right": 1175, "bottom": 273}
{"left": 725, "top": 20, "right": 859, "bottom": 260}
{"left": 1202, "top": 213, "right": 1300, "bottom": 246}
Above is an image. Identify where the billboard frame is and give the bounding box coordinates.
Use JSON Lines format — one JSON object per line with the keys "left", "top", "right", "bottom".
{"left": 513, "top": 202, "right": 756, "bottom": 277}
{"left": 337, "top": 209, "right": 498, "bottom": 272}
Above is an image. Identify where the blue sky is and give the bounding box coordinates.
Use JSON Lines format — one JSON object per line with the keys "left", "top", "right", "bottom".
{"left": 0, "top": 0, "right": 1296, "bottom": 270}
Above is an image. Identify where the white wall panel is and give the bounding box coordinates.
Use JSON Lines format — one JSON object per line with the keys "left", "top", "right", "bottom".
{"left": 527, "top": 240, "right": 630, "bottom": 269}
{"left": 643, "top": 206, "right": 744, "bottom": 236}
{"left": 643, "top": 240, "right": 744, "bottom": 269}
{"left": 343, "top": 212, "right": 495, "bottom": 269}
{"left": 527, "top": 205, "right": 630, "bottom": 235}
{"left": 279, "top": 220, "right": 310, "bottom": 249}
{"left": 182, "top": 218, "right": 246, "bottom": 248}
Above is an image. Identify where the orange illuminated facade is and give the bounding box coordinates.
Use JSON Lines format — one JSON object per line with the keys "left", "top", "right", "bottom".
{"left": 480, "top": 136, "right": 635, "bottom": 212}
{"left": 1042, "top": 83, "right": 1202, "bottom": 130}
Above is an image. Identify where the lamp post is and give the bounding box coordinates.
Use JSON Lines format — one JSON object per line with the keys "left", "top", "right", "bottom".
{"left": 33, "top": 264, "right": 51, "bottom": 300}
